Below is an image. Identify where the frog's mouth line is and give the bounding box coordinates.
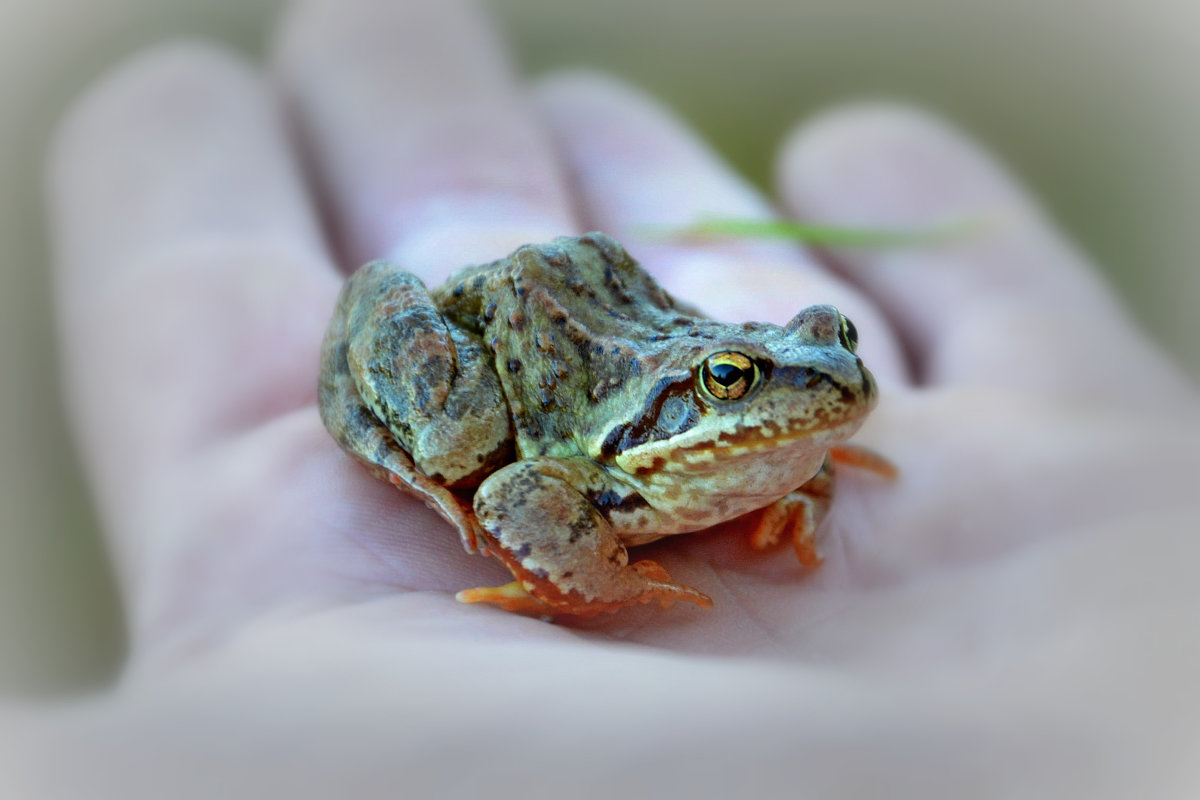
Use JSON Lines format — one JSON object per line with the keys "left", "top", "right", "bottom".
{"left": 673, "top": 413, "right": 870, "bottom": 457}
{"left": 619, "top": 413, "right": 869, "bottom": 479}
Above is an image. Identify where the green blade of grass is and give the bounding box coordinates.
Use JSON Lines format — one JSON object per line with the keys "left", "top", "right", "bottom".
{"left": 644, "top": 216, "right": 990, "bottom": 248}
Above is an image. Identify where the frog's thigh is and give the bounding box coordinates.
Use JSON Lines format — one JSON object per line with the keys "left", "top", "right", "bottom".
{"left": 466, "top": 459, "right": 712, "bottom": 614}
{"left": 319, "top": 311, "right": 483, "bottom": 552}
{"left": 750, "top": 456, "right": 835, "bottom": 567}
{"left": 344, "top": 261, "right": 512, "bottom": 485}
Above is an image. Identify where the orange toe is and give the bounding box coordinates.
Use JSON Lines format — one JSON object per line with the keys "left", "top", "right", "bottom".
{"left": 456, "top": 581, "right": 552, "bottom": 614}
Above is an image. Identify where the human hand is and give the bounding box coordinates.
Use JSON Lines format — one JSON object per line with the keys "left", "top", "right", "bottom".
{"left": 25, "top": 0, "right": 1200, "bottom": 796}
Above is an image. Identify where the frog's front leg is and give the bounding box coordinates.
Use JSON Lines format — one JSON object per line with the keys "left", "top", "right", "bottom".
{"left": 458, "top": 458, "right": 713, "bottom": 615}
{"left": 749, "top": 456, "right": 836, "bottom": 567}
{"left": 750, "top": 445, "right": 897, "bottom": 566}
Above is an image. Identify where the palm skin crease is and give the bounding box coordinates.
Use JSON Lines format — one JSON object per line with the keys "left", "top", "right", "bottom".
{"left": 23, "top": 1, "right": 1200, "bottom": 798}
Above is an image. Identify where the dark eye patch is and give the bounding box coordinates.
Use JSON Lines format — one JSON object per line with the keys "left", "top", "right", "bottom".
{"left": 598, "top": 375, "right": 700, "bottom": 458}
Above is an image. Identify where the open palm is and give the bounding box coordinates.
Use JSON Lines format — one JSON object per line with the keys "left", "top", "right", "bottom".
{"left": 33, "top": 1, "right": 1200, "bottom": 797}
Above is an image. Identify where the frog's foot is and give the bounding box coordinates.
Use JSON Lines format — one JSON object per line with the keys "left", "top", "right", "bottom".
{"left": 749, "top": 494, "right": 823, "bottom": 567}
{"left": 749, "top": 457, "right": 836, "bottom": 568}
{"left": 623, "top": 560, "right": 714, "bottom": 611}
{"left": 456, "top": 581, "right": 551, "bottom": 615}
{"left": 456, "top": 561, "right": 712, "bottom": 617}
{"left": 471, "top": 458, "right": 714, "bottom": 616}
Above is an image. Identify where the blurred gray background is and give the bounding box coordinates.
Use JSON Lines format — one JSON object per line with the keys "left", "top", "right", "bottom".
{"left": 2, "top": 0, "right": 1197, "bottom": 693}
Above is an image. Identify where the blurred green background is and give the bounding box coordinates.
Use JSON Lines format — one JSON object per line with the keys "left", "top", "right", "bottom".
{"left": 2, "top": 0, "right": 1197, "bottom": 693}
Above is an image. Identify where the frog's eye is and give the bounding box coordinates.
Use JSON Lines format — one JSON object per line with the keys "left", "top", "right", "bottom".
{"left": 837, "top": 314, "right": 859, "bottom": 354}
{"left": 700, "top": 352, "right": 759, "bottom": 402}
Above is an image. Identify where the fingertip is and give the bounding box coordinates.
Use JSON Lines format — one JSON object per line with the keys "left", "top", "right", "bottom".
{"left": 534, "top": 68, "right": 659, "bottom": 122}
{"left": 51, "top": 40, "right": 258, "bottom": 178}
{"left": 532, "top": 67, "right": 773, "bottom": 240}
{"left": 272, "top": 0, "right": 573, "bottom": 277}
{"left": 776, "top": 101, "right": 1033, "bottom": 230}
{"left": 533, "top": 68, "right": 724, "bottom": 188}
{"left": 48, "top": 40, "right": 284, "bottom": 284}
{"left": 272, "top": 0, "right": 498, "bottom": 73}
{"left": 774, "top": 102, "right": 1163, "bottom": 398}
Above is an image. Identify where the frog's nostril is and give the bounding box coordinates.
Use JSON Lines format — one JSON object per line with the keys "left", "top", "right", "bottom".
{"left": 796, "top": 367, "right": 823, "bottom": 389}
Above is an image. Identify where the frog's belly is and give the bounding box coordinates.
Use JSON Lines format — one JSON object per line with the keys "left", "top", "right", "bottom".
{"left": 614, "top": 488, "right": 788, "bottom": 548}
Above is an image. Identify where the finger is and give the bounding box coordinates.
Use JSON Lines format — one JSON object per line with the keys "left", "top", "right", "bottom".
{"left": 777, "top": 103, "right": 1190, "bottom": 402}
{"left": 533, "top": 72, "right": 908, "bottom": 388}
{"left": 274, "top": 0, "right": 577, "bottom": 283}
{"left": 47, "top": 43, "right": 340, "bottom": 553}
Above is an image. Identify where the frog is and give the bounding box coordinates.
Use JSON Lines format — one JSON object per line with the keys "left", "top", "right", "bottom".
{"left": 318, "top": 232, "right": 890, "bottom": 616}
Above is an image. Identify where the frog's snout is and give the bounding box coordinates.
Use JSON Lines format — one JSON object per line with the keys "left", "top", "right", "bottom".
{"left": 776, "top": 362, "right": 863, "bottom": 397}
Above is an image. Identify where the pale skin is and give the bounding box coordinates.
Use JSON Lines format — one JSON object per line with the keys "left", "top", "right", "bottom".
{"left": 16, "top": 0, "right": 1200, "bottom": 796}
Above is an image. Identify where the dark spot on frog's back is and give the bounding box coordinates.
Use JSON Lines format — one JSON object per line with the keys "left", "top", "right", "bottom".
{"left": 602, "top": 260, "right": 635, "bottom": 304}
{"left": 413, "top": 378, "right": 431, "bottom": 411}
{"left": 603, "top": 261, "right": 617, "bottom": 286}
{"left": 519, "top": 416, "right": 545, "bottom": 440}
{"left": 578, "top": 231, "right": 625, "bottom": 263}
{"left": 544, "top": 248, "right": 571, "bottom": 269}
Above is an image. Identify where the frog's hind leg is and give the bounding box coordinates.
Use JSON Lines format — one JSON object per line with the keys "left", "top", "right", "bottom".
{"left": 340, "top": 260, "right": 514, "bottom": 488}
{"left": 318, "top": 262, "right": 505, "bottom": 551}
{"left": 461, "top": 458, "right": 713, "bottom": 616}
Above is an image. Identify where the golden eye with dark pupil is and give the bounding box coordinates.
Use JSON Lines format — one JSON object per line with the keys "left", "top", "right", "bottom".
{"left": 838, "top": 314, "right": 859, "bottom": 354}
{"left": 701, "top": 352, "right": 758, "bottom": 401}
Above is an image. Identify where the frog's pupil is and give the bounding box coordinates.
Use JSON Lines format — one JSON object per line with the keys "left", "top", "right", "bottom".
{"left": 710, "top": 362, "right": 744, "bottom": 386}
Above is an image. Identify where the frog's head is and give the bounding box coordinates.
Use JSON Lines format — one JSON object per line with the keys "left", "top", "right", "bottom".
{"left": 596, "top": 305, "right": 877, "bottom": 509}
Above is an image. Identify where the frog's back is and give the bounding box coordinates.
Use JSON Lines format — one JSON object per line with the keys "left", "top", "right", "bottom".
{"left": 431, "top": 233, "right": 704, "bottom": 458}
{"left": 434, "top": 233, "right": 683, "bottom": 331}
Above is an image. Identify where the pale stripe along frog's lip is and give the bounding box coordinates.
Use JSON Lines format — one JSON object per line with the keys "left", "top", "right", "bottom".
{"left": 670, "top": 413, "right": 869, "bottom": 456}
